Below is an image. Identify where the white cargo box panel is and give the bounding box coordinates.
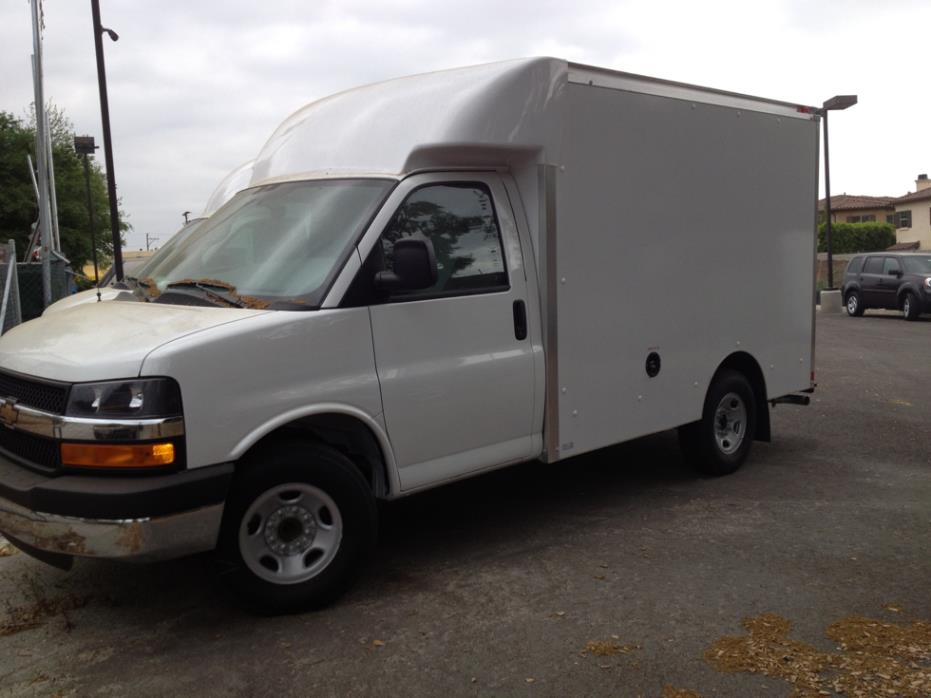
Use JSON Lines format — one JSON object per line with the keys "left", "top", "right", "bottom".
{"left": 545, "top": 66, "right": 819, "bottom": 460}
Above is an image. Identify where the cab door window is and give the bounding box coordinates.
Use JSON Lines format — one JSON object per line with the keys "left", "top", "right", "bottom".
{"left": 862, "top": 257, "right": 883, "bottom": 274}
{"left": 380, "top": 183, "right": 508, "bottom": 299}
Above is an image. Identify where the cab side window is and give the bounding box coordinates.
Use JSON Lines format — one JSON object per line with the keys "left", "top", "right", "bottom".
{"left": 380, "top": 183, "right": 508, "bottom": 298}
{"left": 882, "top": 257, "right": 901, "bottom": 275}
{"left": 863, "top": 257, "right": 883, "bottom": 274}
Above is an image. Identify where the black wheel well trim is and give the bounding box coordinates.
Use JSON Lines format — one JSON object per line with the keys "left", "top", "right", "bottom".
{"left": 897, "top": 285, "right": 920, "bottom": 302}
{"left": 238, "top": 414, "right": 392, "bottom": 498}
{"left": 713, "top": 351, "right": 771, "bottom": 443}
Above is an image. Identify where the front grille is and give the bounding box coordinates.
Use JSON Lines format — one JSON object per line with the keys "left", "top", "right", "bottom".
{"left": 0, "top": 370, "right": 70, "bottom": 415}
{"left": 0, "top": 427, "right": 60, "bottom": 471}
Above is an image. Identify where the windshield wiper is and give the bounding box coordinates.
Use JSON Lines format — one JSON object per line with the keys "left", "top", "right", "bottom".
{"left": 165, "top": 279, "right": 247, "bottom": 308}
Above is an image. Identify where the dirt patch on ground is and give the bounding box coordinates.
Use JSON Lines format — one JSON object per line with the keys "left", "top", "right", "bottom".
{"left": 0, "top": 573, "right": 90, "bottom": 637}
{"left": 705, "top": 611, "right": 931, "bottom": 697}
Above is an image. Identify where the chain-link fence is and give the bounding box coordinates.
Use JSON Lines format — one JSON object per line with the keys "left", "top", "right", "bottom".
{"left": 17, "top": 260, "right": 70, "bottom": 321}
{"left": 0, "top": 240, "right": 72, "bottom": 332}
{"left": 0, "top": 241, "right": 23, "bottom": 334}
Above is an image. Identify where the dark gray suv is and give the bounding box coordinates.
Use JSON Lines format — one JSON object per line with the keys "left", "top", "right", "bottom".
{"left": 842, "top": 252, "right": 931, "bottom": 320}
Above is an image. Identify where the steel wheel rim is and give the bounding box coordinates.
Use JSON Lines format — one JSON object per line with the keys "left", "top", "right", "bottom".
{"left": 904, "top": 297, "right": 911, "bottom": 315}
{"left": 847, "top": 295, "right": 858, "bottom": 314}
{"left": 239, "top": 483, "right": 343, "bottom": 585}
{"left": 714, "top": 392, "right": 747, "bottom": 455}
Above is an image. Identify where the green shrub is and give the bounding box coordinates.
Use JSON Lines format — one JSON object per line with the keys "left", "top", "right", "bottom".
{"left": 817, "top": 222, "right": 895, "bottom": 253}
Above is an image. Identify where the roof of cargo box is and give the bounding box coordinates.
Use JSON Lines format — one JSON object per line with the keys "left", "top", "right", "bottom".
{"left": 250, "top": 57, "right": 817, "bottom": 186}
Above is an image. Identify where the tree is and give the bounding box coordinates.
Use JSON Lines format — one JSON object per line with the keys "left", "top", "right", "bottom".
{"left": 0, "top": 105, "right": 129, "bottom": 270}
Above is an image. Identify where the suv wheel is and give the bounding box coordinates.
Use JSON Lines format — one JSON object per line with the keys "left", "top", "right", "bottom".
{"left": 218, "top": 439, "right": 377, "bottom": 614}
{"left": 845, "top": 291, "right": 864, "bottom": 317}
{"left": 678, "top": 369, "right": 757, "bottom": 477}
{"left": 903, "top": 292, "right": 921, "bottom": 321}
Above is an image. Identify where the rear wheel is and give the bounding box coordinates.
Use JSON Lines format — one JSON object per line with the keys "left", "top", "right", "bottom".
{"left": 679, "top": 370, "right": 757, "bottom": 476}
{"left": 845, "top": 290, "right": 864, "bottom": 317}
{"left": 218, "top": 440, "right": 377, "bottom": 614}
{"left": 903, "top": 292, "right": 921, "bottom": 321}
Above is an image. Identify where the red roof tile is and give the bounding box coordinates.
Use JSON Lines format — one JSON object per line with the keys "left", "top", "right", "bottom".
{"left": 887, "top": 241, "right": 920, "bottom": 251}
{"left": 894, "top": 188, "right": 931, "bottom": 204}
{"left": 817, "top": 194, "right": 896, "bottom": 211}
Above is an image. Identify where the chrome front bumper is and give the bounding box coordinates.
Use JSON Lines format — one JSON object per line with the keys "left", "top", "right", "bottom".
{"left": 0, "top": 493, "right": 223, "bottom": 563}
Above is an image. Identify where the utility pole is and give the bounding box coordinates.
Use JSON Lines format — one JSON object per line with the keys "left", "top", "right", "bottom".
{"left": 30, "top": 0, "right": 52, "bottom": 307}
{"left": 145, "top": 233, "right": 159, "bottom": 251}
{"left": 90, "top": 0, "right": 124, "bottom": 282}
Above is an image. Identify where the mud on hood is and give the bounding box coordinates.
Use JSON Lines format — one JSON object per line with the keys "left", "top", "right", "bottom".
{"left": 0, "top": 301, "right": 270, "bottom": 382}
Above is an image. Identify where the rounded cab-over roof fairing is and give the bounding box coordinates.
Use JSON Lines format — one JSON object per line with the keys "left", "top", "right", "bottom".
{"left": 201, "top": 159, "right": 255, "bottom": 217}
{"left": 250, "top": 57, "right": 568, "bottom": 186}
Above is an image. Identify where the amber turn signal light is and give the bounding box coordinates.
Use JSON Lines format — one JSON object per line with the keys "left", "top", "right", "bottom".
{"left": 61, "top": 442, "right": 175, "bottom": 468}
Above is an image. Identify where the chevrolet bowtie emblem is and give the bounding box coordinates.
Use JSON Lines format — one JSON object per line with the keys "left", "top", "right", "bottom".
{"left": 0, "top": 398, "right": 19, "bottom": 428}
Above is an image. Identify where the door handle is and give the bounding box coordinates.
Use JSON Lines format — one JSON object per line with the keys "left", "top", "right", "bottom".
{"left": 512, "top": 300, "right": 527, "bottom": 341}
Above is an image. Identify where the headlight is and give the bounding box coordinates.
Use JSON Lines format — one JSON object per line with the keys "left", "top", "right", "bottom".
{"left": 924, "top": 277, "right": 931, "bottom": 289}
{"left": 66, "top": 378, "right": 183, "bottom": 419}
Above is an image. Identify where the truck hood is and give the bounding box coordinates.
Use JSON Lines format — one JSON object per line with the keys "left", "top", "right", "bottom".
{"left": 0, "top": 301, "right": 271, "bottom": 382}
{"left": 42, "top": 287, "right": 130, "bottom": 315}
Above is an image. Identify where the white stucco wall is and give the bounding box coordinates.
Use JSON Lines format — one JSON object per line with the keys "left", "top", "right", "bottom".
{"left": 896, "top": 198, "right": 931, "bottom": 250}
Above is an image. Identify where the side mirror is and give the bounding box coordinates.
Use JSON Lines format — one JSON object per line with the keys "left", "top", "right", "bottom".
{"left": 889, "top": 269, "right": 902, "bottom": 277}
{"left": 374, "top": 238, "right": 438, "bottom": 292}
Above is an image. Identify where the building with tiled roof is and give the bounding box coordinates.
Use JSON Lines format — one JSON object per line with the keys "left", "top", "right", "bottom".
{"left": 893, "top": 174, "right": 931, "bottom": 250}
{"left": 817, "top": 194, "right": 896, "bottom": 225}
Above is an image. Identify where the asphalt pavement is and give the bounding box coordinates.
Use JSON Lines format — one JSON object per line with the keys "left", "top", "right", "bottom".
{"left": 1, "top": 310, "right": 929, "bottom": 697}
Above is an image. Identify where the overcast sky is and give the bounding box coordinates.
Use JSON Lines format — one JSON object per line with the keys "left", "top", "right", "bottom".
{"left": 1, "top": 0, "right": 929, "bottom": 251}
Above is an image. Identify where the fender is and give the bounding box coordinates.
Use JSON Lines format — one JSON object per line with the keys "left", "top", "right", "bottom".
{"left": 229, "top": 402, "right": 402, "bottom": 497}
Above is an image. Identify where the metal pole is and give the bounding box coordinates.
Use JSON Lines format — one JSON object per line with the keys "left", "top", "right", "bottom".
{"left": 822, "top": 109, "right": 834, "bottom": 290}
{"left": 90, "top": 0, "right": 124, "bottom": 282}
{"left": 82, "top": 154, "right": 102, "bottom": 302}
{"left": 30, "top": 1, "right": 52, "bottom": 307}
{"left": 44, "top": 109, "right": 61, "bottom": 253}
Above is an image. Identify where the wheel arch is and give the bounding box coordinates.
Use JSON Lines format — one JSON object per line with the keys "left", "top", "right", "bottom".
{"left": 713, "top": 351, "right": 771, "bottom": 442}
{"left": 897, "top": 284, "right": 920, "bottom": 305}
{"left": 231, "top": 404, "right": 400, "bottom": 498}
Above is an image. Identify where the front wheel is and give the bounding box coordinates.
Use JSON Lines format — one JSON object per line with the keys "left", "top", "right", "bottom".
{"left": 679, "top": 370, "right": 757, "bottom": 476}
{"left": 218, "top": 440, "right": 377, "bottom": 614}
{"left": 903, "top": 292, "right": 921, "bottom": 321}
{"left": 845, "top": 291, "right": 864, "bottom": 317}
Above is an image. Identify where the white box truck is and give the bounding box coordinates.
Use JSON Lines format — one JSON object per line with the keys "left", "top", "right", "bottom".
{"left": 0, "top": 58, "right": 818, "bottom": 612}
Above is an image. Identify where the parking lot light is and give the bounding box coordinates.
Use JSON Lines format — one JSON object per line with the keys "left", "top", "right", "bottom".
{"left": 820, "top": 94, "right": 858, "bottom": 290}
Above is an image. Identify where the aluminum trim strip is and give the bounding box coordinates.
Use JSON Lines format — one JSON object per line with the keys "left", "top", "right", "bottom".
{"left": 539, "top": 164, "right": 560, "bottom": 462}
{"left": 568, "top": 63, "right": 817, "bottom": 121}
{"left": 0, "top": 398, "right": 184, "bottom": 441}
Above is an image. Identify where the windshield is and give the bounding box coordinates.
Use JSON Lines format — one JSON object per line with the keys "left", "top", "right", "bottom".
{"left": 902, "top": 256, "right": 931, "bottom": 274}
{"left": 138, "top": 179, "right": 392, "bottom": 308}
{"left": 127, "top": 218, "right": 207, "bottom": 284}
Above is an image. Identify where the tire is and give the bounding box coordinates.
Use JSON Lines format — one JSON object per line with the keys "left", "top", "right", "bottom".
{"left": 678, "top": 369, "right": 757, "bottom": 477}
{"left": 845, "top": 290, "right": 864, "bottom": 317}
{"left": 217, "top": 439, "right": 377, "bottom": 614}
{"left": 903, "top": 292, "right": 921, "bottom": 321}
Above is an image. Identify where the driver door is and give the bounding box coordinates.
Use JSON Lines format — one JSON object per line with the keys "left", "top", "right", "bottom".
{"left": 360, "top": 173, "right": 537, "bottom": 492}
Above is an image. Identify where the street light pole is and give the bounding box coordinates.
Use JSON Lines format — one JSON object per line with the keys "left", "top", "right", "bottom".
{"left": 90, "top": 0, "right": 124, "bottom": 283}
{"left": 823, "top": 109, "right": 834, "bottom": 289}
{"left": 820, "top": 94, "right": 857, "bottom": 290}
